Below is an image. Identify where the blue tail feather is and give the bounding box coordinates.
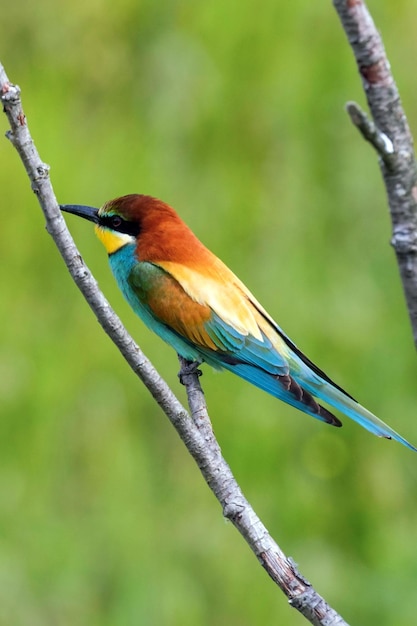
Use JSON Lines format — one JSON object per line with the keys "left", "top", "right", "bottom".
{"left": 205, "top": 353, "right": 417, "bottom": 452}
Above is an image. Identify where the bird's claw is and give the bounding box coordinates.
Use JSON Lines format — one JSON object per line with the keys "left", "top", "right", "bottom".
{"left": 178, "top": 360, "right": 203, "bottom": 385}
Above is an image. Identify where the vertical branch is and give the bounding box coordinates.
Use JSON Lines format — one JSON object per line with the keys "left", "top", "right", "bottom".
{"left": 333, "top": 0, "right": 417, "bottom": 348}
{"left": 177, "top": 359, "right": 350, "bottom": 626}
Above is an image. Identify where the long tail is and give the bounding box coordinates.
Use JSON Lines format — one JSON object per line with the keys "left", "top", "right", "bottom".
{"left": 300, "top": 377, "right": 417, "bottom": 452}
{"left": 216, "top": 360, "right": 417, "bottom": 452}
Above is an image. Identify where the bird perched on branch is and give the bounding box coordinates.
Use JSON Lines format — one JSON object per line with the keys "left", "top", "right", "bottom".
{"left": 61, "top": 194, "right": 416, "bottom": 451}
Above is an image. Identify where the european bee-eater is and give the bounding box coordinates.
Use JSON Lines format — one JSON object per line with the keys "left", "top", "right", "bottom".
{"left": 61, "top": 194, "right": 416, "bottom": 451}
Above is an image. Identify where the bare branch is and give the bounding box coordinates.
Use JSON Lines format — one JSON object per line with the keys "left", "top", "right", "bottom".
{"left": 1, "top": 62, "right": 349, "bottom": 625}
{"left": 333, "top": 0, "right": 417, "bottom": 348}
{"left": 177, "top": 356, "right": 349, "bottom": 626}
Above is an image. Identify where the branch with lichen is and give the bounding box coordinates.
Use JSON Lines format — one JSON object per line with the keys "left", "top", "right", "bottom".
{"left": 0, "top": 61, "right": 349, "bottom": 626}
{"left": 333, "top": 0, "right": 417, "bottom": 349}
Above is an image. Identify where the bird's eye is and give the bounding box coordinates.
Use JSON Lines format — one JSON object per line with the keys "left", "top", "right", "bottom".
{"left": 110, "top": 215, "right": 123, "bottom": 229}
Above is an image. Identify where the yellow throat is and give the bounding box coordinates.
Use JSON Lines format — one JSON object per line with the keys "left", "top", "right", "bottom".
{"left": 94, "top": 226, "right": 135, "bottom": 255}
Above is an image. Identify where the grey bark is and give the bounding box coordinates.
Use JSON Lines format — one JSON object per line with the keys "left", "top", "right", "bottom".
{"left": 333, "top": 0, "right": 417, "bottom": 349}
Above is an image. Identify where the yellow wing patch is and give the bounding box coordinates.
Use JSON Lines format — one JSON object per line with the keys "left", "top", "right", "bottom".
{"left": 156, "top": 258, "right": 292, "bottom": 358}
{"left": 157, "top": 260, "right": 262, "bottom": 340}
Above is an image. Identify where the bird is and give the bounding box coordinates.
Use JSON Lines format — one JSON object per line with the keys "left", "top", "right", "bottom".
{"left": 61, "top": 194, "right": 416, "bottom": 451}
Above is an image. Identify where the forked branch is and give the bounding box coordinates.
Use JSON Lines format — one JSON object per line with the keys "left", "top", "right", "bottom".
{"left": 333, "top": 0, "right": 417, "bottom": 348}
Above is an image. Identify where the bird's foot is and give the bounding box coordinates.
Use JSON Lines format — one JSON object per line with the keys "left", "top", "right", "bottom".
{"left": 178, "top": 358, "right": 203, "bottom": 385}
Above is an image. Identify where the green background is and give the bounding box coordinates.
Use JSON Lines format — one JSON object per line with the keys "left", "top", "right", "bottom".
{"left": 2, "top": 1, "right": 417, "bottom": 624}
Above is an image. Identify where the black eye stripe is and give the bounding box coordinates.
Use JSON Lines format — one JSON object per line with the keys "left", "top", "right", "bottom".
{"left": 99, "top": 214, "right": 140, "bottom": 237}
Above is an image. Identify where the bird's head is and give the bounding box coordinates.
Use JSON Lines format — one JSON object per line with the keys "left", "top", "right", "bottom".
{"left": 61, "top": 194, "right": 188, "bottom": 257}
{"left": 60, "top": 195, "right": 147, "bottom": 255}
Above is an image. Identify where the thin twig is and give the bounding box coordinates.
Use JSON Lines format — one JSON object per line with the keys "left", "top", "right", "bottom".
{"left": 345, "top": 101, "right": 395, "bottom": 165}
{"left": 177, "top": 356, "right": 221, "bottom": 457}
{"left": 0, "top": 62, "right": 349, "bottom": 626}
{"left": 333, "top": 0, "right": 417, "bottom": 349}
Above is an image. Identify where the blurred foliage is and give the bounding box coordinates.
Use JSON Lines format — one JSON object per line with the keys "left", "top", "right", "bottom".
{"left": 1, "top": 1, "right": 417, "bottom": 625}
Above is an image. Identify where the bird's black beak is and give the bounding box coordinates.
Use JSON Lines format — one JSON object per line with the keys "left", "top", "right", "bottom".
{"left": 60, "top": 204, "right": 100, "bottom": 224}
